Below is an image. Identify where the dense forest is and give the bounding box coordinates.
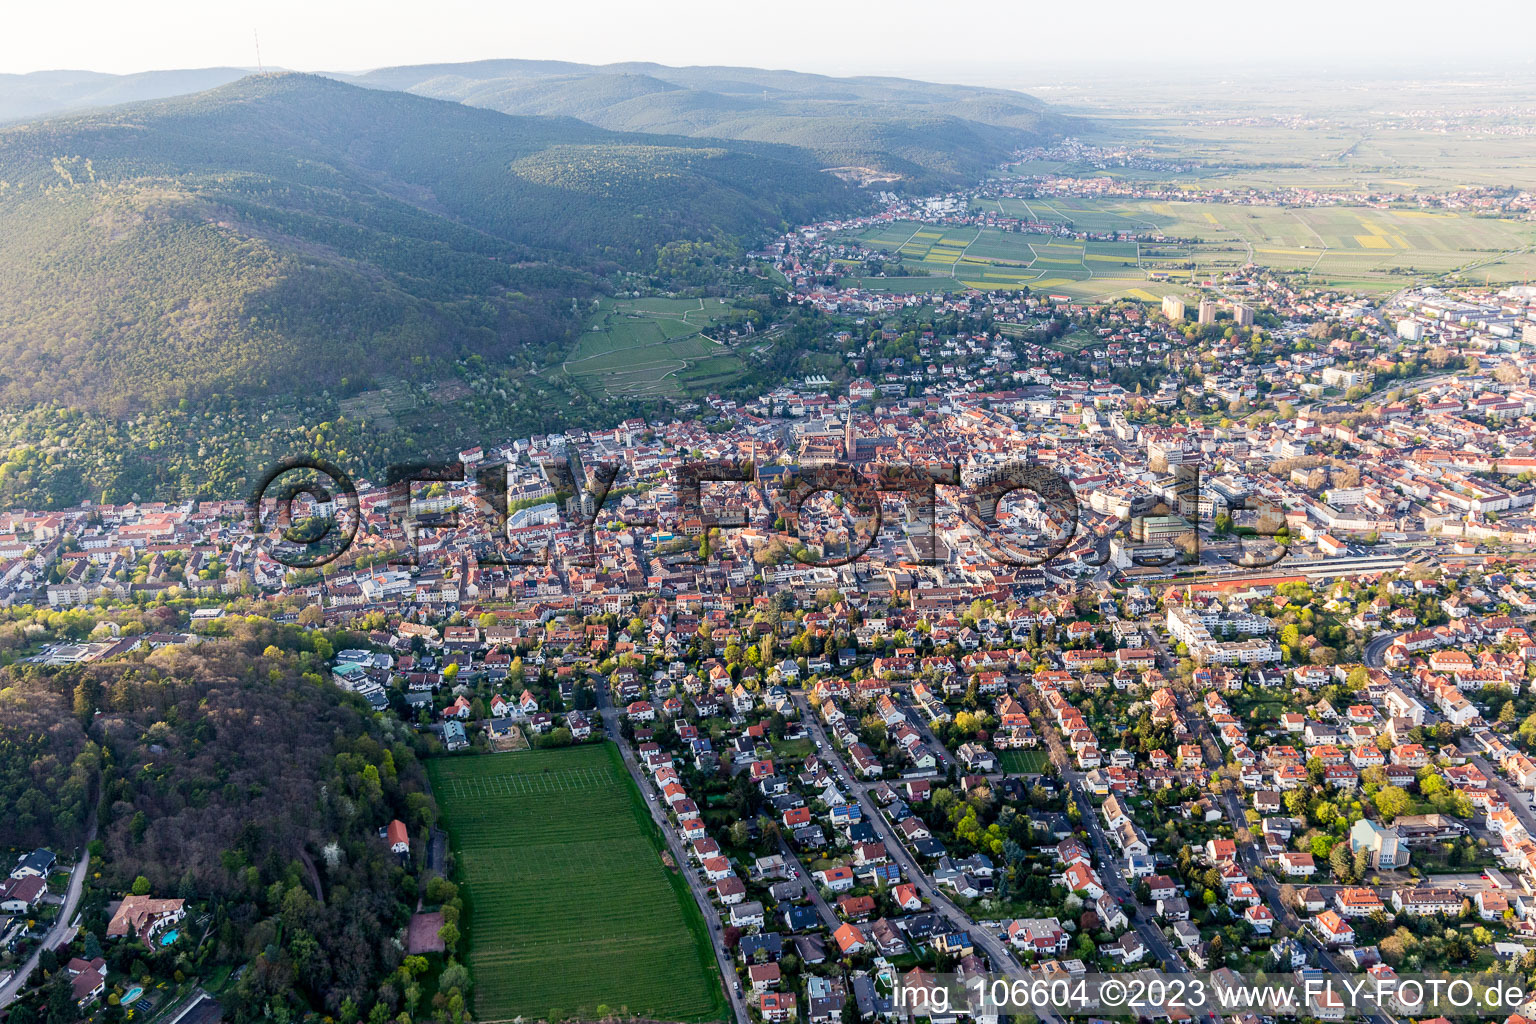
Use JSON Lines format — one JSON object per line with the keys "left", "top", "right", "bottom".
{"left": 0, "top": 294, "right": 851, "bottom": 509}
{"left": 0, "top": 73, "right": 855, "bottom": 420}
{"left": 0, "top": 623, "right": 443, "bottom": 1020}
{"left": 0, "top": 61, "right": 1071, "bottom": 186}
{"left": 0, "top": 680, "right": 94, "bottom": 850}
{"left": 350, "top": 60, "right": 1071, "bottom": 185}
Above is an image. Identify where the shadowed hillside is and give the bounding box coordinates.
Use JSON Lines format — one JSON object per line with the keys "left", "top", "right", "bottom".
{"left": 0, "top": 72, "right": 855, "bottom": 415}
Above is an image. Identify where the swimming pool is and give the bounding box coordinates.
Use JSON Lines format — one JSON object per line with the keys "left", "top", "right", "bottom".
{"left": 122, "top": 987, "right": 144, "bottom": 1005}
{"left": 159, "top": 929, "right": 179, "bottom": 946}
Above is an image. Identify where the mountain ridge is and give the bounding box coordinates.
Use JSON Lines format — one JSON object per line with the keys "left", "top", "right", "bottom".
{"left": 0, "top": 72, "right": 854, "bottom": 417}
{"left": 345, "top": 59, "right": 1067, "bottom": 184}
{"left": 0, "top": 58, "right": 1072, "bottom": 183}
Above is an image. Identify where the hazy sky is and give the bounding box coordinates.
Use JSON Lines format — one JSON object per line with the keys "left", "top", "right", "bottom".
{"left": 5, "top": 0, "right": 1532, "bottom": 84}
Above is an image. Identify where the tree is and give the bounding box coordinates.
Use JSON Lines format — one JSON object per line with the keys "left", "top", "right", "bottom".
{"left": 1329, "top": 843, "right": 1354, "bottom": 882}
{"left": 1380, "top": 931, "right": 1410, "bottom": 966}
{"left": 439, "top": 959, "right": 471, "bottom": 999}
{"left": 131, "top": 875, "right": 152, "bottom": 896}
{"left": 46, "top": 977, "right": 75, "bottom": 1024}
{"left": 1375, "top": 785, "right": 1411, "bottom": 822}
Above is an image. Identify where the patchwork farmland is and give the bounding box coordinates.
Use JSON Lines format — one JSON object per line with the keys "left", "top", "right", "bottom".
{"left": 845, "top": 200, "right": 1536, "bottom": 298}
{"left": 845, "top": 220, "right": 1164, "bottom": 302}
{"left": 428, "top": 745, "right": 725, "bottom": 1023}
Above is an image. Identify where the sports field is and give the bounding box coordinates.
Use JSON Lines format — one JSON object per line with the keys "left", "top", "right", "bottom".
{"left": 848, "top": 200, "right": 1535, "bottom": 297}
{"left": 429, "top": 745, "right": 726, "bottom": 1023}
{"left": 561, "top": 297, "right": 748, "bottom": 401}
{"left": 999, "top": 749, "right": 1053, "bottom": 774}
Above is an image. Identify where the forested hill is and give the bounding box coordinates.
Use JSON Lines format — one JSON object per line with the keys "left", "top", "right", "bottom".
{"left": 0, "top": 67, "right": 253, "bottom": 123}
{"left": 0, "top": 72, "right": 855, "bottom": 416}
{"left": 0, "top": 61, "right": 1073, "bottom": 186}
{"left": 346, "top": 59, "right": 1070, "bottom": 184}
{"left": 0, "top": 624, "right": 447, "bottom": 1020}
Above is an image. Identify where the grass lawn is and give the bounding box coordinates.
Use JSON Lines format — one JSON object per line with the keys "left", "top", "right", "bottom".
{"left": 999, "top": 749, "right": 1053, "bottom": 774}
{"left": 1229, "top": 695, "right": 1289, "bottom": 727}
{"left": 770, "top": 737, "right": 814, "bottom": 760}
{"left": 429, "top": 745, "right": 726, "bottom": 1023}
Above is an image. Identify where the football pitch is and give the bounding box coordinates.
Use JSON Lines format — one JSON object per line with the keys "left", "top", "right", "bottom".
{"left": 429, "top": 745, "right": 726, "bottom": 1023}
{"left": 998, "top": 749, "right": 1053, "bottom": 774}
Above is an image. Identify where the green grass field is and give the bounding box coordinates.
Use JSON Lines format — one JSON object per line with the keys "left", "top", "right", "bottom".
{"left": 999, "top": 749, "right": 1053, "bottom": 774}
{"left": 561, "top": 297, "right": 747, "bottom": 401}
{"left": 429, "top": 745, "right": 726, "bottom": 1023}
{"left": 848, "top": 200, "right": 1535, "bottom": 298}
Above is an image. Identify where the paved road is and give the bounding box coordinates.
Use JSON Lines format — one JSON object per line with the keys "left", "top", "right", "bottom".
{"left": 1064, "top": 775, "right": 1184, "bottom": 971}
{"left": 1461, "top": 749, "right": 1536, "bottom": 835}
{"left": 1049, "top": 714, "right": 1187, "bottom": 973}
{"left": 1171, "top": 688, "right": 1399, "bottom": 1024}
{"left": 1364, "top": 630, "right": 1408, "bottom": 669}
{"left": 0, "top": 817, "right": 97, "bottom": 1009}
{"left": 900, "top": 703, "right": 957, "bottom": 770}
{"left": 790, "top": 693, "right": 1026, "bottom": 978}
{"left": 1024, "top": 679, "right": 1176, "bottom": 966}
{"left": 773, "top": 838, "right": 840, "bottom": 932}
{"left": 597, "top": 690, "right": 750, "bottom": 1024}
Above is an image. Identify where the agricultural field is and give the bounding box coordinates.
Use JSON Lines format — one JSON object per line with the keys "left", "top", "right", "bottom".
{"left": 560, "top": 296, "right": 749, "bottom": 401}
{"left": 999, "top": 749, "right": 1053, "bottom": 774}
{"left": 336, "top": 378, "right": 419, "bottom": 431}
{"left": 1012, "top": 74, "right": 1536, "bottom": 191}
{"left": 846, "top": 220, "right": 1166, "bottom": 302}
{"left": 428, "top": 745, "right": 725, "bottom": 1023}
{"left": 851, "top": 200, "right": 1534, "bottom": 298}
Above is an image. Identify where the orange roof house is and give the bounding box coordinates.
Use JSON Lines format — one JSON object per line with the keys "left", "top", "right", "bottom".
{"left": 106, "top": 895, "right": 186, "bottom": 943}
